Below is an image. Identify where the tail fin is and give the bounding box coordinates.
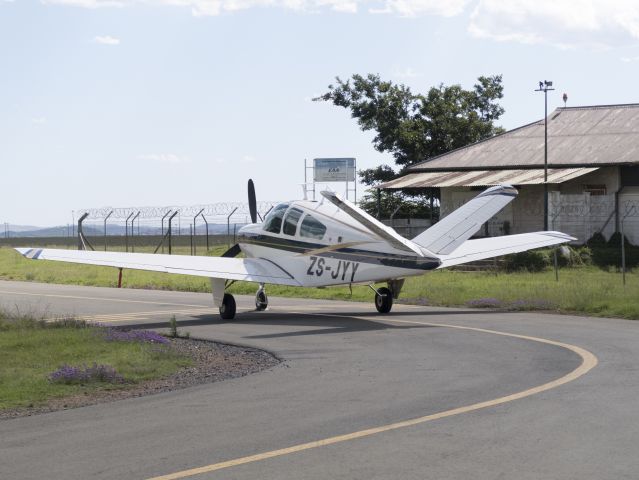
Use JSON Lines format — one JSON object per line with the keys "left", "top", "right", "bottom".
{"left": 412, "top": 185, "right": 517, "bottom": 255}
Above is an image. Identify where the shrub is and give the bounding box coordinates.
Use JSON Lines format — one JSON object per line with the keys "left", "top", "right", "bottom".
{"left": 587, "top": 232, "right": 607, "bottom": 247}
{"left": 505, "top": 249, "right": 551, "bottom": 272}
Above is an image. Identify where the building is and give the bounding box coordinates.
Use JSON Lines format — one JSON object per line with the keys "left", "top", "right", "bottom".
{"left": 379, "top": 104, "right": 639, "bottom": 244}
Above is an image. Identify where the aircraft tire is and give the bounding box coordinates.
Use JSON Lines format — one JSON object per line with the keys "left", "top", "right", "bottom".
{"left": 220, "top": 293, "right": 236, "bottom": 320}
{"left": 255, "top": 290, "right": 268, "bottom": 311}
{"left": 374, "top": 287, "right": 393, "bottom": 314}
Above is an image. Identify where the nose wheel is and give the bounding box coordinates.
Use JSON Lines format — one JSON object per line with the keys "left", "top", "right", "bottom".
{"left": 255, "top": 285, "right": 268, "bottom": 311}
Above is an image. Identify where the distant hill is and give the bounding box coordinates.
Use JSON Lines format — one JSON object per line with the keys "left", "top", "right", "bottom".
{"left": 2, "top": 222, "right": 247, "bottom": 238}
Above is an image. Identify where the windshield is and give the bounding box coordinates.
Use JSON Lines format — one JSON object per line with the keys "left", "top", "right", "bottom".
{"left": 263, "top": 203, "right": 290, "bottom": 234}
{"left": 282, "top": 208, "right": 303, "bottom": 236}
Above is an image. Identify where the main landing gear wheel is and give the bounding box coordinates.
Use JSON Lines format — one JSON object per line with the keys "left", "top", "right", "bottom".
{"left": 219, "top": 293, "right": 236, "bottom": 320}
{"left": 255, "top": 288, "right": 268, "bottom": 311}
{"left": 374, "top": 287, "right": 393, "bottom": 314}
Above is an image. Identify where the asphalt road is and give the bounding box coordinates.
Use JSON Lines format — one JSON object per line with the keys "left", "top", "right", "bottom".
{"left": 0, "top": 280, "right": 637, "bottom": 480}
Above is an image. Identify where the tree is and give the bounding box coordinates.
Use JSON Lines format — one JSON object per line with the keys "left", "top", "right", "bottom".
{"left": 314, "top": 74, "right": 505, "bottom": 218}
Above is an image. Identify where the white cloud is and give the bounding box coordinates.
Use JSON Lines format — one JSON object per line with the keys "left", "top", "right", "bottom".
{"left": 138, "top": 153, "right": 190, "bottom": 164}
{"left": 392, "top": 66, "right": 421, "bottom": 79}
{"left": 241, "top": 155, "right": 257, "bottom": 163}
{"left": 93, "top": 35, "right": 121, "bottom": 45}
{"left": 370, "top": 0, "right": 470, "bottom": 17}
{"left": 469, "top": 0, "right": 639, "bottom": 49}
{"left": 39, "top": 0, "right": 639, "bottom": 49}
{"left": 31, "top": 117, "right": 47, "bottom": 124}
{"left": 41, "top": 0, "right": 468, "bottom": 16}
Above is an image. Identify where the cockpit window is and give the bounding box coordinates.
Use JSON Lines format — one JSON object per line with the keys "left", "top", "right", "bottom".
{"left": 299, "top": 214, "right": 326, "bottom": 240}
{"left": 282, "top": 208, "right": 303, "bottom": 236}
{"left": 263, "top": 203, "right": 289, "bottom": 234}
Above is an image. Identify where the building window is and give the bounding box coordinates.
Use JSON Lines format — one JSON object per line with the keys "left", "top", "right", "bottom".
{"left": 583, "top": 184, "right": 607, "bottom": 196}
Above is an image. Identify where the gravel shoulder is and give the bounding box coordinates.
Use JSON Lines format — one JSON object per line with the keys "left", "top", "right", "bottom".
{"left": 0, "top": 336, "right": 281, "bottom": 420}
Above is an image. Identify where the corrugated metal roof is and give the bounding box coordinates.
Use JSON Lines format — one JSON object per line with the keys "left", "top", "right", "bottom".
{"left": 379, "top": 168, "right": 599, "bottom": 189}
{"left": 408, "top": 104, "right": 639, "bottom": 171}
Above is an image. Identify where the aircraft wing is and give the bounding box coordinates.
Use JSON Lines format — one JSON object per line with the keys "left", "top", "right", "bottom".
{"left": 15, "top": 248, "right": 301, "bottom": 286}
{"left": 437, "top": 231, "right": 575, "bottom": 269}
{"left": 320, "top": 191, "right": 425, "bottom": 256}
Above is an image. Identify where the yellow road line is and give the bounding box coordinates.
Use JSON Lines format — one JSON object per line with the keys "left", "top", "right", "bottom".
{"left": 0, "top": 290, "right": 210, "bottom": 308}
{"left": 146, "top": 318, "right": 598, "bottom": 480}
{"left": 83, "top": 308, "right": 214, "bottom": 320}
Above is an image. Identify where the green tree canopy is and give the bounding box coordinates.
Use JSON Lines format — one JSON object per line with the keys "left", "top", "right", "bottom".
{"left": 314, "top": 74, "right": 505, "bottom": 218}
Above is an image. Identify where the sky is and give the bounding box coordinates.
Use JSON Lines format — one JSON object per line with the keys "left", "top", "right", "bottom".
{"left": 2, "top": 0, "right": 639, "bottom": 225}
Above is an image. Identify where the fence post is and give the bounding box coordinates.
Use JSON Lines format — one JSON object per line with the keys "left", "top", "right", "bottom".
{"left": 201, "top": 213, "right": 209, "bottom": 251}
{"left": 193, "top": 208, "right": 204, "bottom": 256}
{"left": 104, "top": 210, "right": 113, "bottom": 251}
{"left": 168, "top": 211, "right": 178, "bottom": 255}
{"left": 160, "top": 210, "right": 171, "bottom": 254}
{"left": 227, "top": 207, "right": 238, "bottom": 248}
{"left": 131, "top": 211, "right": 140, "bottom": 253}
{"left": 621, "top": 214, "right": 627, "bottom": 287}
{"left": 125, "top": 212, "right": 134, "bottom": 252}
{"left": 77, "top": 213, "right": 89, "bottom": 250}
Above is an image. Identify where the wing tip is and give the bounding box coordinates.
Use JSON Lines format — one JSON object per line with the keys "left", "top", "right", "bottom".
{"left": 15, "top": 248, "right": 44, "bottom": 259}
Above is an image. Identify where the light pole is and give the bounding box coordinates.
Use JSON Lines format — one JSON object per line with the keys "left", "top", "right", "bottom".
{"left": 535, "top": 80, "right": 555, "bottom": 230}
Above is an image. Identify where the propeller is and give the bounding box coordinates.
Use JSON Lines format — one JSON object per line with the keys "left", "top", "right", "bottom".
{"left": 248, "top": 179, "right": 257, "bottom": 224}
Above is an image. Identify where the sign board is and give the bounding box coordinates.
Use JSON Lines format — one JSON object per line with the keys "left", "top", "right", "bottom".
{"left": 313, "top": 158, "right": 356, "bottom": 182}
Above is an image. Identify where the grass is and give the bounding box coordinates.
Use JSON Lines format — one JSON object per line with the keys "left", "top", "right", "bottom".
{"left": 0, "top": 246, "right": 638, "bottom": 320}
{"left": 0, "top": 312, "right": 191, "bottom": 410}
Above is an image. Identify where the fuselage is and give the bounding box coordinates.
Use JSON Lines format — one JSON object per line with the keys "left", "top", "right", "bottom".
{"left": 237, "top": 199, "right": 440, "bottom": 288}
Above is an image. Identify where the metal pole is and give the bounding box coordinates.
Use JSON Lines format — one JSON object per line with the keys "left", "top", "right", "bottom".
{"left": 535, "top": 81, "right": 554, "bottom": 231}
{"left": 389, "top": 205, "right": 401, "bottom": 229}
{"left": 160, "top": 210, "right": 171, "bottom": 254}
{"left": 552, "top": 210, "right": 560, "bottom": 282}
{"left": 104, "top": 210, "right": 113, "bottom": 251}
{"left": 167, "top": 211, "right": 178, "bottom": 255}
{"left": 190, "top": 224, "right": 193, "bottom": 256}
{"left": 227, "top": 207, "right": 238, "bottom": 248}
{"left": 193, "top": 208, "right": 204, "bottom": 256}
{"left": 131, "top": 211, "right": 140, "bottom": 253}
{"left": 543, "top": 85, "right": 554, "bottom": 231}
{"left": 200, "top": 213, "right": 209, "bottom": 251}
{"left": 125, "top": 212, "right": 134, "bottom": 252}
{"left": 77, "top": 212, "right": 89, "bottom": 250}
{"left": 621, "top": 214, "right": 627, "bottom": 286}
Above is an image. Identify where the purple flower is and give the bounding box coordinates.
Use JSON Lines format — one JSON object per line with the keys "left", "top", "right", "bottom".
{"left": 507, "top": 299, "right": 556, "bottom": 311}
{"left": 49, "top": 363, "right": 124, "bottom": 384}
{"left": 103, "top": 328, "right": 169, "bottom": 344}
{"left": 466, "top": 298, "right": 502, "bottom": 308}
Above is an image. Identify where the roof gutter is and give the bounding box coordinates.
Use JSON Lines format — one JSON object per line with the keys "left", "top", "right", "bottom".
{"left": 407, "top": 162, "right": 637, "bottom": 174}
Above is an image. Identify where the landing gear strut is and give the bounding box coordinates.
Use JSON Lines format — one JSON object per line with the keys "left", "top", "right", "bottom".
{"left": 255, "top": 284, "right": 268, "bottom": 311}
{"left": 219, "top": 293, "right": 236, "bottom": 320}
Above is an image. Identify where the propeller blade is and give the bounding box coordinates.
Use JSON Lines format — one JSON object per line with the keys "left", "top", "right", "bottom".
{"left": 221, "top": 244, "right": 242, "bottom": 258}
{"left": 248, "top": 179, "right": 257, "bottom": 223}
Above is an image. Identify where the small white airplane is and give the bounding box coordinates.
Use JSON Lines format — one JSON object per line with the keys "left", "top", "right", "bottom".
{"left": 17, "top": 181, "right": 574, "bottom": 320}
